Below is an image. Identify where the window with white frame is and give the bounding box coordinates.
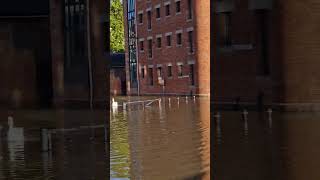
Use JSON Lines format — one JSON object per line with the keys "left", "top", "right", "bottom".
{"left": 176, "top": 0, "right": 181, "bottom": 14}
{"left": 139, "top": 38, "right": 144, "bottom": 52}
{"left": 167, "top": 64, "right": 173, "bottom": 77}
{"left": 176, "top": 30, "right": 183, "bottom": 46}
{"left": 165, "top": 2, "right": 171, "bottom": 16}
{"left": 155, "top": 4, "right": 161, "bottom": 19}
{"left": 156, "top": 35, "right": 162, "bottom": 48}
{"left": 165, "top": 32, "right": 172, "bottom": 47}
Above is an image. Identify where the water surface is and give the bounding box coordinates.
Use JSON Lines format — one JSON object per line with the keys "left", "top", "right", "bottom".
{"left": 110, "top": 96, "right": 210, "bottom": 180}
{"left": 0, "top": 109, "right": 108, "bottom": 180}
{"left": 214, "top": 111, "right": 320, "bottom": 180}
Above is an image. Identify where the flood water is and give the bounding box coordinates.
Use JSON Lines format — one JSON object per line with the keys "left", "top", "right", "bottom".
{"left": 110, "top": 96, "right": 210, "bottom": 180}
{"left": 0, "top": 109, "right": 108, "bottom": 179}
{"left": 214, "top": 110, "right": 320, "bottom": 180}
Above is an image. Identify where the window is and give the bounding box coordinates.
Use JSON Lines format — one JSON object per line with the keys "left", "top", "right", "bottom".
{"left": 140, "top": 40, "right": 144, "bottom": 51}
{"left": 188, "top": 31, "right": 194, "bottom": 53}
{"left": 218, "top": 12, "right": 232, "bottom": 46}
{"left": 157, "top": 67, "right": 162, "bottom": 77}
{"left": 187, "top": 0, "right": 193, "bottom": 19}
{"left": 157, "top": 37, "right": 162, "bottom": 48}
{"left": 166, "top": 35, "right": 171, "bottom": 47}
{"left": 178, "top": 64, "right": 183, "bottom": 76}
{"left": 167, "top": 65, "right": 172, "bottom": 77}
{"left": 256, "top": 9, "right": 270, "bottom": 75}
{"left": 138, "top": 13, "right": 143, "bottom": 24}
{"left": 177, "top": 33, "right": 182, "bottom": 45}
{"left": 156, "top": 7, "right": 161, "bottom": 19}
{"left": 176, "top": 1, "right": 181, "bottom": 13}
{"left": 165, "top": 4, "right": 170, "bottom": 16}
{"left": 189, "top": 64, "right": 195, "bottom": 85}
{"left": 148, "top": 68, "right": 153, "bottom": 85}
{"left": 148, "top": 39, "right": 153, "bottom": 58}
{"left": 64, "top": 0, "right": 87, "bottom": 67}
{"left": 147, "top": 10, "right": 152, "bottom": 30}
{"left": 141, "top": 67, "right": 145, "bottom": 78}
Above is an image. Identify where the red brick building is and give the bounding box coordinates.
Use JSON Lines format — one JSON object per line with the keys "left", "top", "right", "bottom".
{"left": 213, "top": 0, "right": 320, "bottom": 111}
{"left": 123, "top": 0, "right": 210, "bottom": 96}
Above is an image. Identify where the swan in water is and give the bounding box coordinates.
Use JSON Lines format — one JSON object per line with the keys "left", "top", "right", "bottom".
{"left": 112, "top": 98, "right": 118, "bottom": 107}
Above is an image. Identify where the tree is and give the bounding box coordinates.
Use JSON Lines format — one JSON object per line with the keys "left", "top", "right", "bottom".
{"left": 110, "top": 0, "right": 125, "bottom": 53}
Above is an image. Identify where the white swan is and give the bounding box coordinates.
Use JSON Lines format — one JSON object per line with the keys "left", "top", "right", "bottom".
{"left": 112, "top": 98, "right": 118, "bottom": 107}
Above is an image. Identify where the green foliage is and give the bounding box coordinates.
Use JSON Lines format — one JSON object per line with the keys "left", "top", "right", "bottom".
{"left": 110, "top": 0, "right": 125, "bottom": 53}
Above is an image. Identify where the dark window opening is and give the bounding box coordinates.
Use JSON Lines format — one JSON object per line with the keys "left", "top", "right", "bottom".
{"left": 64, "top": 0, "right": 87, "bottom": 68}
{"left": 166, "top": 35, "right": 171, "bottom": 46}
{"left": 156, "top": 7, "right": 161, "bottom": 18}
{"left": 189, "top": 64, "right": 195, "bottom": 85}
{"left": 140, "top": 41, "right": 144, "bottom": 51}
{"left": 148, "top": 39, "right": 152, "bottom": 58}
{"left": 147, "top": 10, "right": 152, "bottom": 29}
{"left": 141, "top": 67, "right": 145, "bottom": 78}
{"left": 187, "top": 0, "right": 192, "bottom": 19}
{"left": 218, "top": 12, "right": 232, "bottom": 46}
{"left": 177, "top": 33, "right": 182, "bottom": 45}
{"left": 139, "top": 13, "right": 143, "bottom": 24}
{"left": 168, "top": 66, "right": 172, "bottom": 77}
{"left": 165, "top": 4, "right": 170, "bottom": 16}
{"left": 176, "top": 1, "right": 181, "bottom": 13}
{"left": 188, "top": 31, "right": 194, "bottom": 53}
{"left": 157, "top": 67, "right": 162, "bottom": 77}
{"left": 157, "top": 37, "right": 162, "bottom": 48}
{"left": 256, "top": 9, "right": 270, "bottom": 76}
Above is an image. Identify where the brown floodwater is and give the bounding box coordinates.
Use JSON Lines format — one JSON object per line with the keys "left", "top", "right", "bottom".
{"left": 214, "top": 110, "right": 320, "bottom": 180}
{"left": 110, "top": 96, "right": 210, "bottom": 180}
{"left": 0, "top": 109, "right": 108, "bottom": 179}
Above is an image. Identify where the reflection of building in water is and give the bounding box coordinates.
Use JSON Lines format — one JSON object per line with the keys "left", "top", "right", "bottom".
{"left": 110, "top": 109, "right": 131, "bottom": 178}
{"left": 127, "top": 98, "right": 210, "bottom": 179}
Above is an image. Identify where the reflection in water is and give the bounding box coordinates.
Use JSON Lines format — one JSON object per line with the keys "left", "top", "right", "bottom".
{"left": 111, "top": 96, "right": 210, "bottom": 179}
{"left": 214, "top": 111, "right": 320, "bottom": 180}
{"left": 0, "top": 110, "right": 108, "bottom": 179}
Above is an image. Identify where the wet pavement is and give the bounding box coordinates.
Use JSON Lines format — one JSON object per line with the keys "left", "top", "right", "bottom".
{"left": 0, "top": 109, "right": 108, "bottom": 180}
{"left": 214, "top": 110, "right": 320, "bottom": 180}
{"left": 110, "top": 96, "right": 210, "bottom": 180}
